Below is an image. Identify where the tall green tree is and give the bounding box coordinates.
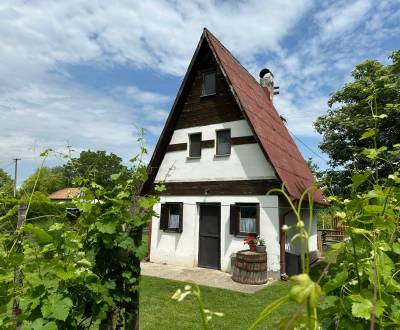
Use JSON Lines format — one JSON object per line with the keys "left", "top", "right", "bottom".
{"left": 314, "top": 50, "right": 400, "bottom": 196}
{"left": 63, "top": 150, "right": 127, "bottom": 190}
{"left": 20, "top": 167, "right": 66, "bottom": 196}
{"left": 0, "top": 168, "right": 13, "bottom": 198}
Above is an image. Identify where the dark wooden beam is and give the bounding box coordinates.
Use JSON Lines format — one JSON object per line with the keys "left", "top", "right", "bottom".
{"left": 231, "top": 136, "right": 257, "bottom": 145}
{"left": 151, "top": 179, "right": 280, "bottom": 196}
{"left": 166, "top": 143, "right": 187, "bottom": 152}
{"left": 201, "top": 139, "right": 215, "bottom": 148}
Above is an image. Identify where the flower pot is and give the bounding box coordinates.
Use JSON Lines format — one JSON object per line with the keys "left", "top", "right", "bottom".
{"left": 256, "top": 245, "right": 266, "bottom": 253}
{"left": 249, "top": 244, "right": 257, "bottom": 252}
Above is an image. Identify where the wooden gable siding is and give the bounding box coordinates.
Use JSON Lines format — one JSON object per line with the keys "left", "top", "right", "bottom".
{"left": 175, "top": 43, "right": 243, "bottom": 129}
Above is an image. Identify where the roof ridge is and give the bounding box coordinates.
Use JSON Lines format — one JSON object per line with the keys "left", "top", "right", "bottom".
{"left": 204, "top": 28, "right": 266, "bottom": 91}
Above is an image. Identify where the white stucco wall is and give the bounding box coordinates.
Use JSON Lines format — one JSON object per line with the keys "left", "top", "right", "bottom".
{"left": 155, "top": 120, "right": 276, "bottom": 182}
{"left": 150, "top": 195, "right": 280, "bottom": 275}
{"left": 284, "top": 210, "right": 318, "bottom": 255}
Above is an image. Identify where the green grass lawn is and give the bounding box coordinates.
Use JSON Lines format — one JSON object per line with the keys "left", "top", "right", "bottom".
{"left": 140, "top": 275, "right": 298, "bottom": 329}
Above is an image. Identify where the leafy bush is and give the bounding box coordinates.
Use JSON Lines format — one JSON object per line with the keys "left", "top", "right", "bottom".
{"left": 0, "top": 141, "right": 160, "bottom": 329}
{"left": 0, "top": 198, "right": 75, "bottom": 231}
{"left": 0, "top": 198, "right": 18, "bottom": 217}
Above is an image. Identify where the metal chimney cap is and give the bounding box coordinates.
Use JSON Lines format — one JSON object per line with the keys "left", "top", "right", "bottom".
{"left": 259, "top": 68, "right": 274, "bottom": 79}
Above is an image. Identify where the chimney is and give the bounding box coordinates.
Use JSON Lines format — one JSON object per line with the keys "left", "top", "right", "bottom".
{"left": 259, "top": 68, "right": 279, "bottom": 101}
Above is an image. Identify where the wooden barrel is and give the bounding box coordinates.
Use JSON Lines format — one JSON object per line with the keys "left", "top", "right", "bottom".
{"left": 232, "top": 250, "right": 268, "bottom": 285}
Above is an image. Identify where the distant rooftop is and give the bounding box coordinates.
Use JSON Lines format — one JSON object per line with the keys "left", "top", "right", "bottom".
{"left": 49, "top": 188, "right": 80, "bottom": 201}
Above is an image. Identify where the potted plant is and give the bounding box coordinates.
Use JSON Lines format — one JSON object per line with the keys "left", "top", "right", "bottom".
{"left": 244, "top": 235, "right": 257, "bottom": 252}
{"left": 256, "top": 235, "right": 266, "bottom": 253}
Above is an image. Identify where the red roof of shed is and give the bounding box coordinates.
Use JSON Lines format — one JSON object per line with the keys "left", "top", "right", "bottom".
{"left": 49, "top": 188, "right": 81, "bottom": 200}
{"left": 204, "top": 29, "right": 325, "bottom": 205}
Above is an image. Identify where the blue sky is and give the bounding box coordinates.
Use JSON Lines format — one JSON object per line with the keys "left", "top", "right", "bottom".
{"left": 0, "top": 0, "right": 399, "bottom": 184}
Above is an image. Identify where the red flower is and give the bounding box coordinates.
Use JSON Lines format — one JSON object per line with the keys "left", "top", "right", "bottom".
{"left": 243, "top": 235, "right": 257, "bottom": 245}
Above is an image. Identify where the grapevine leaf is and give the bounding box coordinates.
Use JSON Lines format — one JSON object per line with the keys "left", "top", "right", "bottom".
{"left": 118, "top": 236, "right": 135, "bottom": 251}
{"left": 24, "top": 224, "right": 53, "bottom": 244}
{"left": 350, "top": 228, "right": 370, "bottom": 235}
{"left": 289, "top": 274, "right": 321, "bottom": 308}
{"left": 351, "top": 172, "right": 370, "bottom": 191}
{"left": 134, "top": 243, "right": 148, "bottom": 259}
{"left": 31, "top": 319, "right": 57, "bottom": 330}
{"left": 323, "top": 270, "right": 348, "bottom": 293}
{"left": 350, "top": 295, "right": 372, "bottom": 320}
{"left": 96, "top": 219, "right": 118, "bottom": 234}
{"left": 41, "top": 293, "right": 73, "bottom": 321}
{"left": 392, "top": 242, "right": 400, "bottom": 254}
{"left": 319, "top": 295, "right": 338, "bottom": 310}
{"left": 350, "top": 295, "right": 386, "bottom": 320}
{"left": 110, "top": 173, "right": 121, "bottom": 181}
{"left": 359, "top": 129, "right": 376, "bottom": 140}
{"left": 53, "top": 263, "right": 77, "bottom": 280}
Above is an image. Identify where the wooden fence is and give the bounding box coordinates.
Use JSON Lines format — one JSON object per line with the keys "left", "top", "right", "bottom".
{"left": 318, "top": 216, "right": 346, "bottom": 249}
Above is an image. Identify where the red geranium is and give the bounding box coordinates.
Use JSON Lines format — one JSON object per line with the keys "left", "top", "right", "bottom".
{"left": 243, "top": 235, "right": 257, "bottom": 245}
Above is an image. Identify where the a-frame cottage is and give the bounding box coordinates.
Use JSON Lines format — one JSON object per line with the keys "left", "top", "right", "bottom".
{"left": 142, "top": 28, "right": 326, "bottom": 279}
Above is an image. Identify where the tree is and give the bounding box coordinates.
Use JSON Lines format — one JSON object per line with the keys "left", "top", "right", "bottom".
{"left": 63, "top": 150, "right": 127, "bottom": 190}
{"left": 20, "top": 167, "right": 66, "bottom": 196}
{"left": 314, "top": 50, "right": 400, "bottom": 196}
{"left": 0, "top": 168, "right": 13, "bottom": 198}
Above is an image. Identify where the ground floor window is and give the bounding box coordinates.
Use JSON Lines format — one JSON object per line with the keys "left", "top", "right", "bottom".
{"left": 230, "top": 203, "right": 260, "bottom": 236}
{"left": 239, "top": 205, "right": 257, "bottom": 233}
{"left": 160, "top": 202, "right": 183, "bottom": 233}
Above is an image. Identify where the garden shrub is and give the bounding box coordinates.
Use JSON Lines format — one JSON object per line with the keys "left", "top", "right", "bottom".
{"left": 0, "top": 141, "right": 159, "bottom": 329}
{"left": 0, "top": 198, "right": 75, "bottom": 230}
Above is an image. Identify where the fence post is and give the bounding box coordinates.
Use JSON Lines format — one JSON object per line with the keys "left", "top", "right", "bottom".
{"left": 13, "top": 202, "right": 27, "bottom": 329}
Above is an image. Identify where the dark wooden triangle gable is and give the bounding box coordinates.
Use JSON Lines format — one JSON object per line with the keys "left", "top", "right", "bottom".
{"left": 176, "top": 40, "right": 243, "bottom": 129}
{"left": 141, "top": 32, "right": 246, "bottom": 195}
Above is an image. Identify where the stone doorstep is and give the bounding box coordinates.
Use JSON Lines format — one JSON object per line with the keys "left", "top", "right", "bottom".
{"left": 140, "top": 261, "right": 276, "bottom": 294}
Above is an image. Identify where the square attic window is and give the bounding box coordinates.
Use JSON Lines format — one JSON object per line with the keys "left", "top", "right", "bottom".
{"left": 202, "top": 71, "right": 216, "bottom": 96}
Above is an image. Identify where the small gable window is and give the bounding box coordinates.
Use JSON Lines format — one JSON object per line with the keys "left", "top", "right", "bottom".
{"left": 229, "top": 203, "right": 259, "bottom": 236}
{"left": 202, "top": 71, "right": 216, "bottom": 96}
{"left": 216, "top": 129, "right": 231, "bottom": 155}
{"left": 189, "top": 133, "right": 202, "bottom": 158}
{"left": 160, "top": 203, "right": 183, "bottom": 233}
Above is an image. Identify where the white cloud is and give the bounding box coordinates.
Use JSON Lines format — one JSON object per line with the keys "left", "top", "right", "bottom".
{"left": 0, "top": 0, "right": 312, "bottom": 77}
{"left": 0, "top": 0, "right": 399, "bottom": 179}
{"left": 0, "top": 0, "right": 314, "bottom": 180}
{"left": 257, "top": 0, "right": 400, "bottom": 140}
{"left": 0, "top": 81, "right": 169, "bottom": 178}
{"left": 315, "top": 0, "right": 373, "bottom": 40}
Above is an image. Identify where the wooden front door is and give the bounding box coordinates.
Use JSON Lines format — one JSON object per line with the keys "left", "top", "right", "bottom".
{"left": 198, "top": 204, "right": 220, "bottom": 269}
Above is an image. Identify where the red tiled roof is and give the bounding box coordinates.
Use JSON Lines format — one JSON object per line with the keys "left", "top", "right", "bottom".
{"left": 204, "top": 29, "right": 326, "bottom": 205}
{"left": 49, "top": 188, "right": 80, "bottom": 200}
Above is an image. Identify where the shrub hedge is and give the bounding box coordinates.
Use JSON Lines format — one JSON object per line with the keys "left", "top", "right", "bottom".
{"left": 0, "top": 198, "right": 76, "bottom": 230}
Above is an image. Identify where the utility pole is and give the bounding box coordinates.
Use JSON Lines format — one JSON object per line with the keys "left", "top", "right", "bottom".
{"left": 13, "top": 158, "right": 20, "bottom": 198}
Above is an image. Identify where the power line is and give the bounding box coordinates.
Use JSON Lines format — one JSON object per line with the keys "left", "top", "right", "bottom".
{"left": 288, "top": 130, "right": 328, "bottom": 164}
